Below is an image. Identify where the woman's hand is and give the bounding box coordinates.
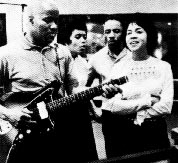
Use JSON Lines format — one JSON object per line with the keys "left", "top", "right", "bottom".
{"left": 151, "top": 94, "right": 160, "bottom": 106}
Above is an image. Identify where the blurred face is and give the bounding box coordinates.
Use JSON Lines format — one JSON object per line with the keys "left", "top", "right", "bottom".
{"left": 126, "top": 23, "right": 147, "bottom": 52}
{"left": 104, "top": 20, "right": 123, "bottom": 48}
{"left": 68, "top": 29, "right": 87, "bottom": 55}
{"left": 30, "top": 3, "right": 59, "bottom": 46}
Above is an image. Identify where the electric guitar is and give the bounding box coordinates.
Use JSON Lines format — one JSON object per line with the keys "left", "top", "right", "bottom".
{"left": 1, "top": 76, "right": 128, "bottom": 163}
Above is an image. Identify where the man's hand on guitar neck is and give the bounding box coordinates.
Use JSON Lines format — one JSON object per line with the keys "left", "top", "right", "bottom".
{"left": 0, "top": 105, "right": 36, "bottom": 128}
{"left": 102, "top": 83, "right": 122, "bottom": 99}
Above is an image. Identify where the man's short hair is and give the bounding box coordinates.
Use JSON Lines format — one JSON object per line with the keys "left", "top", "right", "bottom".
{"left": 104, "top": 15, "right": 127, "bottom": 46}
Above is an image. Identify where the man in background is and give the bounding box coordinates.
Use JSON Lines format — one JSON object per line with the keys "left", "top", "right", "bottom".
{"left": 87, "top": 15, "right": 131, "bottom": 158}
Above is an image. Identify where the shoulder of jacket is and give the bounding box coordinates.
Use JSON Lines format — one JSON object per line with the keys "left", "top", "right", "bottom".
{"left": 151, "top": 56, "right": 172, "bottom": 69}
{"left": 95, "top": 46, "right": 108, "bottom": 55}
{"left": 89, "top": 46, "right": 108, "bottom": 61}
{"left": 55, "top": 43, "right": 72, "bottom": 59}
{"left": 0, "top": 42, "right": 19, "bottom": 58}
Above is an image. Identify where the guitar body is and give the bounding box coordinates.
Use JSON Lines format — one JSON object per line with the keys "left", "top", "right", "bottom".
{"left": 0, "top": 81, "right": 60, "bottom": 163}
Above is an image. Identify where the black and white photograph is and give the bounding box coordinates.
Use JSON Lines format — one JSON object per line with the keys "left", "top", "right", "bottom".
{"left": 0, "top": 0, "right": 178, "bottom": 163}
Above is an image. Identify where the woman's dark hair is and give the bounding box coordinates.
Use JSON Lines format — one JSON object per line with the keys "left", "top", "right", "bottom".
{"left": 57, "top": 16, "right": 87, "bottom": 45}
{"left": 64, "top": 17, "right": 87, "bottom": 45}
{"left": 126, "top": 13, "right": 158, "bottom": 56}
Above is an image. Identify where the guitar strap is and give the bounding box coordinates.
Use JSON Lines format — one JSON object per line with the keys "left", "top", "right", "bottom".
{"left": 54, "top": 43, "right": 64, "bottom": 86}
{"left": 54, "top": 43, "right": 67, "bottom": 97}
{"left": 0, "top": 91, "right": 14, "bottom": 104}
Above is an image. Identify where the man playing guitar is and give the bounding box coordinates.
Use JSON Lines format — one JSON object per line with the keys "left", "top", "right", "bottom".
{"left": 0, "top": 1, "right": 122, "bottom": 163}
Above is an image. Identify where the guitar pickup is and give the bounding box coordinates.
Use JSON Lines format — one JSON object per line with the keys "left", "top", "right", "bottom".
{"left": 37, "top": 101, "right": 48, "bottom": 119}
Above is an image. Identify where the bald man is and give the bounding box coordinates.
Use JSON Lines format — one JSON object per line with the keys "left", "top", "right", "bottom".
{"left": 0, "top": 1, "right": 75, "bottom": 163}
{"left": 24, "top": 0, "right": 59, "bottom": 46}
{"left": 0, "top": 1, "right": 122, "bottom": 163}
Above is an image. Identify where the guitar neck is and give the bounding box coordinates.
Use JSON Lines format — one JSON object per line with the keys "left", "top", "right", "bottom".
{"left": 47, "top": 76, "right": 128, "bottom": 110}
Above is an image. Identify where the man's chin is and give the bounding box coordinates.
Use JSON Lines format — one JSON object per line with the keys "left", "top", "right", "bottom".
{"left": 46, "top": 37, "right": 55, "bottom": 44}
{"left": 108, "top": 42, "right": 117, "bottom": 48}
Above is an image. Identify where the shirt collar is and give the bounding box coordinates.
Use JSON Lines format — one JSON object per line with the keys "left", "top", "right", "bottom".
{"left": 108, "top": 47, "right": 117, "bottom": 60}
{"left": 107, "top": 46, "right": 131, "bottom": 62}
{"left": 21, "top": 33, "right": 57, "bottom": 51}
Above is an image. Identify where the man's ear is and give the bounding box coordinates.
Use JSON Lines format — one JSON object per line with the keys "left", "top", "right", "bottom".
{"left": 29, "top": 16, "right": 34, "bottom": 24}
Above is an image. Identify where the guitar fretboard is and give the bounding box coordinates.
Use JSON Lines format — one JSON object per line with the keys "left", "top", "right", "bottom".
{"left": 47, "top": 76, "right": 128, "bottom": 110}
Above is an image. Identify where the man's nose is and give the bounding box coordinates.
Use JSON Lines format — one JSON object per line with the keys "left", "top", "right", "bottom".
{"left": 108, "top": 31, "right": 115, "bottom": 37}
{"left": 81, "top": 37, "right": 86, "bottom": 43}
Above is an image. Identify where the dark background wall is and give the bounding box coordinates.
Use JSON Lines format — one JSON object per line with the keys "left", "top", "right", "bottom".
{"left": 58, "top": 13, "right": 178, "bottom": 77}
{"left": 0, "top": 13, "right": 7, "bottom": 47}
